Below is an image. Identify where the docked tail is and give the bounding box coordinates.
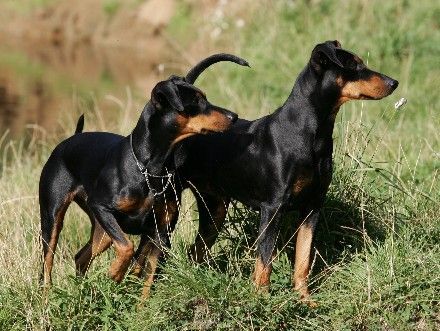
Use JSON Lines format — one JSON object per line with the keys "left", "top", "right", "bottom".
{"left": 75, "top": 114, "right": 84, "bottom": 134}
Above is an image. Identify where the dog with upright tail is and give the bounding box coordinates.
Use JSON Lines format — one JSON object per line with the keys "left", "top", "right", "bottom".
{"left": 39, "top": 54, "right": 249, "bottom": 298}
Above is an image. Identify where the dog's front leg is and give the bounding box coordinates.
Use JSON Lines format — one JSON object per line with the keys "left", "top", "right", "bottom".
{"left": 190, "top": 193, "right": 229, "bottom": 263}
{"left": 292, "top": 208, "right": 319, "bottom": 305}
{"left": 89, "top": 203, "right": 134, "bottom": 282}
{"left": 140, "top": 199, "right": 178, "bottom": 300}
{"left": 131, "top": 233, "right": 151, "bottom": 277}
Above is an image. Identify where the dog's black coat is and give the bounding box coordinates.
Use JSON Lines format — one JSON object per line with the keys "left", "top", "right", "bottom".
{"left": 39, "top": 54, "right": 249, "bottom": 294}
{"left": 172, "top": 41, "right": 398, "bottom": 301}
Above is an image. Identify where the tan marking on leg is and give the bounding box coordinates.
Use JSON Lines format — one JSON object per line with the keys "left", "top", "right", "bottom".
{"left": 131, "top": 234, "right": 156, "bottom": 278}
{"left": 292, "top": 222, "right": 315, "bottom": 305}
{"left": 131, "top": 243, "right": 149, "bottom": 278}
{"left": 75, "top": 222, "right": 112, "bottom": 275}
{"left": 139, "top": 200, "right": 178, "bottom": 300}
{"left": 140, "top": 243, "right": 161, "bottom": 300}
{"left": 190, "top": 198, "right": 228, "bottom": 263}
{"left": 109, "top": 237, "right": 134, "bottom": 283}
{"left": 252, "top": 256, "right": 272, "bottom": 292}
{"left": 42, "top": 192, "right": 75, "bottom": 285}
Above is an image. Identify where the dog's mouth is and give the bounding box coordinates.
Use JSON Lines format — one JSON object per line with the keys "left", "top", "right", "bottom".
{"left": 200, "top": 128, "right": 225, "bottom": 134}
{"left": 359, "top": 94, "right": 376, "bottom": 100}
{"left": 359, "top": 88, "right": 394, "bottom": 100}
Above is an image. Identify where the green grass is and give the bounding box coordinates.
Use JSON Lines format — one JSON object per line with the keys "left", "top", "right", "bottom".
{"left": 1, "top": 0, "right": 439, "bottom": 329}
{"left": 102, "top": 0, "right": 122, "bottom": 18}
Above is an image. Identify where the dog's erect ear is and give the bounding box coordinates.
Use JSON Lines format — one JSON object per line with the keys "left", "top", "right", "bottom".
{"left": 310, "top": 41, "right": 344, "bottom": 73}
{"left": 151, "top": 81, "right": 184, "bottom": 112}
{"left": 332, "top": 40, "right": 341, "bottom": 48}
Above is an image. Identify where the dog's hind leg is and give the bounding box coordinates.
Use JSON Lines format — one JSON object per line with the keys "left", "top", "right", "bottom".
{"left": 39, "top": 163, "right": 76, "bottom": 286}
{"left": 74, "top": 196, "right": 112, "bottom": 276}
{"left": 253, "top": 204, "right": 282, "bottom": 292}
{"left": 189, "top": 193, "right": 229, "bottom": 263}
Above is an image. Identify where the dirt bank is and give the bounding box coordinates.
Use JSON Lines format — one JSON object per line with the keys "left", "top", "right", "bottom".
{"left": 0, "top": 0, "right": 251, "bottom": 61}
{"left": 1, "top": 0, "right": 177, "bottom": 50}
{"left": 0, "top": 0, "right": 251, "bottom": 138}
{"left": 0, "top": 0, "right": 179, "bottom": 137}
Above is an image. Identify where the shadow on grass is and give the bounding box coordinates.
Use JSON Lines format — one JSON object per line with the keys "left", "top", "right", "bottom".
{"left": 203, "top": 188, "right": 388, "bottom": 288}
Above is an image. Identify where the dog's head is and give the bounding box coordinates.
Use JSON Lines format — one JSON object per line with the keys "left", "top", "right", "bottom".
{"left": 150, "top": 78, "right": 237, "bottom": 145}
{"left": 309, "top": 40, "right": 398, "bottom": 107}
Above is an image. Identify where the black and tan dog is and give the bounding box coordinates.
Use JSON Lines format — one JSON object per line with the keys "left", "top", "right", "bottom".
{"left": 141, "top": 40, "right": 397, "bottom": 305}
{"left": 39, "top": 54, "right": 249, "bottom": 296}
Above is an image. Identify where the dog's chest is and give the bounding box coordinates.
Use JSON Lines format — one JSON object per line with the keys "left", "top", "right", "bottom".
{"left": 289, "top": 157, "right": 333, "bottom": 198}
{"left": 290, "top": 169, "right": 315, "bottom": 197}
{"left": 116, "top": 196, "right": 154, "bottom": 215}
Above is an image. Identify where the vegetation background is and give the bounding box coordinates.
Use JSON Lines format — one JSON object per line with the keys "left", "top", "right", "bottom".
{"left": 0, "top": 0, "right": 438, "bottom": 329}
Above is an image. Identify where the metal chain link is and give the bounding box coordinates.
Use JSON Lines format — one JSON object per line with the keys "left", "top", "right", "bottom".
{"left": 130, "top": 134, "right": 175, "bottom": 197}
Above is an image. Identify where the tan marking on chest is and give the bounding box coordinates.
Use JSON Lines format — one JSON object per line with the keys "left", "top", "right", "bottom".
{"left": 117, "top": 196, "right": 154, "bottom": 213}
{"left": 153, "top": 200, "right": 178, "bottom": 226}
{"left": 292, "top": 173, "right": 314, "bottom": 196}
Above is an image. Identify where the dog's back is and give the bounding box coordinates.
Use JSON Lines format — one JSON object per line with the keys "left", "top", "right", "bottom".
{"left": 41, "top": 132, "right": 123, "bottom": 191}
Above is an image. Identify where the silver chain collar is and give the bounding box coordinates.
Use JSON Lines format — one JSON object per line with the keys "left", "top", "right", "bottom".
{"left": 129, "top": 134, "right": 174, "bottom": 197}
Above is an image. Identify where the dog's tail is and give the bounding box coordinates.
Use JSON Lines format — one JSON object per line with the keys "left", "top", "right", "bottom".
{"left": 74, "top": 114, "right": 84, "bottom": 134}
{"left": 185, "top": 53, "right": 250, "bottom": 84}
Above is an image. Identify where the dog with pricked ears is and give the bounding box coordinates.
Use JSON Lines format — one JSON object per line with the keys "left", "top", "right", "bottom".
{"left": 38, "top": 53, "right": 249, "bottom": 298}
{"left": 132, "top": 40, "right": 398, "bottom": 306}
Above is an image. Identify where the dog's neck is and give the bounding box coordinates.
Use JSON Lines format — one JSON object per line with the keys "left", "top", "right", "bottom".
{"left": 277, "top": 65, "right": 340, "bottom": 138}
{"left": 130, "top": 103, "right": 176, "bottom": 175}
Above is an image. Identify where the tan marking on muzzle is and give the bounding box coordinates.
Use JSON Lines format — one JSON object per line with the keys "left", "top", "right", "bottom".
{"left": 172, "top": 110, "right": 233, "bottom": 145}
{"left": 336, "top": 75, "right": 392, "bottom": 107}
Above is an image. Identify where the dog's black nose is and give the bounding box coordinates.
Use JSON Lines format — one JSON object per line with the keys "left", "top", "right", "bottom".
{"left": 213, "top": 105, "right": 238, "bottom": 123}
{"left": 388, "top": 78, "right": 399, "bottom": 90}
{"left": 228, "top": 112, "right": 238, "bottom": 123}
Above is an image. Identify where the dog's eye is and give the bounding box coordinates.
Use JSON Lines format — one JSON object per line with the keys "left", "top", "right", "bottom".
{"left": 346, "top": 59, "right": 358, "bottom": 70}
{"left": 184, "top": 105, "right": 199, "bottom": 115}
{"left": 198, "top": 97, "right": 207, "bottom": 109}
